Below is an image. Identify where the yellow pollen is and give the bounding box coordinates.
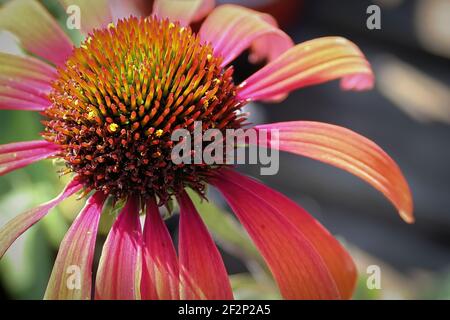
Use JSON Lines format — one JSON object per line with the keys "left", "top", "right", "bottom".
{"left": 109, "top": 123, "right": 119, "bottom": 132}
{"left": 87, "top": 110, "right": 96, "bottom": 119}
{"left": 107, "top": 22, "right": 115, "bottom": 29}
{"left": 155, "top": 129, "right": 164, "bottom": 137}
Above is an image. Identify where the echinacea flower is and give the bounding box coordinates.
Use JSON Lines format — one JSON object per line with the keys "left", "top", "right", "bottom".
{"left": 0, "top": 0, "right": 413, "bottom": 300}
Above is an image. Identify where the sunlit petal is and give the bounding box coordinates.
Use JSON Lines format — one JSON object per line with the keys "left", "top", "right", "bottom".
{"left": 199, "top": 4, "right": 293, "bottom": 66}
{"left": 254, "top": 121, "right": 414, "bottom": 222}
{"left": 238, "top": 37, "right": 374, "bottom": 102}
{"left": 177, "top": 190, "right": 233, "bottom": 300}
{"left": 0, "top": 179, "right": 83, "bottom": 258}
{"left": 44, "top": 192, "right": 107, "bottom": 300}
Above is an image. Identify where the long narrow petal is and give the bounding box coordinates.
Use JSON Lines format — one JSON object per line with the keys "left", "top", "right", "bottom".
{"left": 0, "top": 52, "right": 57, "bottom": 79}
{"left": 0, "top": 0, "right": 73, "bottom": 66}
{"left": 254, "top": 121, "right": 414, "bottom": 222}
{"left": 177, "top": 190, "right": 233, "bottom": 300}
{"left": 141, "top": 197, "right": 179, "bottom": 300}
{"left": 153, "top": 0, "right": 215, "bottom": 26}
{"left": 210, "top": 171, "right": 341, "bottom": 299}
{"left": 0, "top": 178, "right": 83, "bottom": 259}
{"left": 214, "top": 169, "right": 357, "bottom": 299}
{"left": 44, "top": 192, "right": 107, "bottom": 300}
{"left": 0, "top": 51, "right": 56, "bottom": 109}
{"left": 59, "top": 0, "right": 113, "bottom": 35}
{"left": 0, "top": 140, "right": 60, "bottom": 176}
{"left": 199, "top": 4, "right": 293, "bottom": 66}
{"left": 95, "top": 197, "right": 142, "bottom": 300}
{"left": 0, "top": 87, "right": 51, "bottom": 111}
{"left": 238, "top": 37, "right": 374, "bottom": 102}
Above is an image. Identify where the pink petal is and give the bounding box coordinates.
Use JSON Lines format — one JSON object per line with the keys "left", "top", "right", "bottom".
{"left": 153, "top": 0, "right": 215, "bottom": 26}
{"left": 210, "top": 171, "right": 341, "bottom": 300}
{"left": 199, "top": 4, "right": 293, "bottom": 66}
{"left": 177, "top": 190, "right": 233, "bottom": 300}
{"left": 254, "top": 121, "right": 414, "bottom": 223}
{"left": 0, "top": 53, "right": 56, "bottom": 107}
{"left": 238, "top": 37, "right": 374, "bottom": 102}
{"left": 141, "top": 197, "right": 179, "bottom": 300}
{"left": 0, "top": 86, "right": 51, "bottom": 111}
{"left": 0, "top": 140, "right": 60, "bottom": 176}
{"left": 109, "top": 0, "right": 147, "bottom": 22}
{"left": 214, "top": 169, "right": 357, "bottom": 299}
{"left": 59, "top": 0, "right": 113, "bottom": 35}
{"left": 0, "top": 0, "right": 73, "bottom": 67}
{"left": 0, "top": 178, "right": 83, "bottom": 258}
{"left": 0, "top": 52, "right": 57, "bottom": 78}
{"left": 44, "top": 192, "right": 107, "bottom": 300}
{"left": 95, "top": 196, "right": 142, "bottom": 300}
{"left": 0, "top": 96, "right": 48, "bottom": 111}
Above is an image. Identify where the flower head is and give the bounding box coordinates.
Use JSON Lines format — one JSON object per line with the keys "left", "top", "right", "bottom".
{"left": 0, "top": 0, "right": 413, "bottom": 300}
{"left": 44, "top": 16, "right": 243, "bottom": 203}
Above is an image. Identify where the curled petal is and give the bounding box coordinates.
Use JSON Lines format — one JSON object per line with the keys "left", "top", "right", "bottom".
{"left": 153, "top": 0, "right": 215, "bottom": 26}
{"left": 177, "top": 190, "right": 233, "bottom": 300}
{"left": 211, "top": 171, "right": 340, "bottom": 299}
{"left": 0, "top": 140, "right": 60, "bottom": 176}
{"left": 44, "top": 192, "right": 107, "bottom": 300}
{"left": 238, "top": 37, "right": 374, "bottom": 102}
{"left": 214, "top": 169, "right": 357, "bottom": 299}
{"left": 95, "top": 197, "right": 142, "bottom": 300}
{"left": 0, "top": 0, "right": 73, "bottom": 66}
{"left": 254, "top": 121, "right": 414, "bottom": 222}
{"left": 0, "top": 179, "right": 83, "bottom": 259}
{"left": 59, "top": 0, "right": 113, "bottom": 35}
{"left": 199, "top": 4, "right": 293, "bottom": 66}
{"left": 141, "top": 197, "right": 179, "bottom": 300}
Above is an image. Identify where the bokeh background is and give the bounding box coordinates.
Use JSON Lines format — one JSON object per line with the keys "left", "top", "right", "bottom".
{"left": 0, "top": 0, "right": 449, "bottom": 299}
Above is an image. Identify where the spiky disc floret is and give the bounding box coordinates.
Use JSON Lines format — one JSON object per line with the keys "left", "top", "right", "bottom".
{"left": 43, "top": 17, "right": 245, "bottom": 203}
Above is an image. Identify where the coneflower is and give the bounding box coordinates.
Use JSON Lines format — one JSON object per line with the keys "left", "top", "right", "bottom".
{"left": 0, "top": 0, "right": 413, "bottom": 300}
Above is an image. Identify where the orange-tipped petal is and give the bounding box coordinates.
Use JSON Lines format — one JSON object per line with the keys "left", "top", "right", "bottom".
{"left": 153, "top": 0, "right": 215, "bottom": 26}
{"left": 211, "top": 171, "right": 342, "bottom": 299}
{"left": 0, "top": 0, "right": 73, "bottom": 66}
{"left": 0, "top": 179, "right": 82, "bottom": 259}
{"left": 177, "top": 190, "right": 233, "bottom": 300}
{"left": 44, "top": 192, "right": 107, "bottom": 300}
{"left": 238, "top": 37, "right": 374, "bottom": 102}
{"left": 199, "top": 4, "right": 293, "bottom": 66}
{"left": 214, "top": 169, "right": 357, "bottom": 299}
{"left": 141, "top": 197, "right": 179, "bottom": 300}
{"left": 254, "top": 121, "right": 414, "bottom": 222}
{"left": 95, "top": 197, "right": 142, "bottom": 300}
